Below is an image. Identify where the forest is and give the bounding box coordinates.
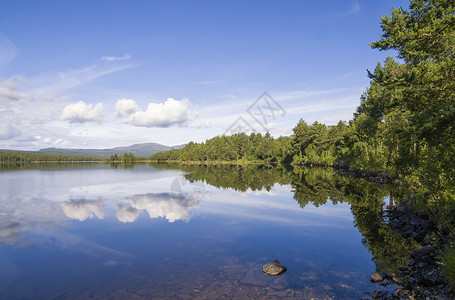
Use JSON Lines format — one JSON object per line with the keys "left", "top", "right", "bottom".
{"left": 0, "top": 150, "right": 103, "bottom": 163}
{"left": 0, "top": 151, "right": 149, "bottom": 165}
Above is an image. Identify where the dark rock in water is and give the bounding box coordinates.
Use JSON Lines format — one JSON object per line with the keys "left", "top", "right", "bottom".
{"left": 370, "top": 272, "right": 384, "bottom": 283}
{"left": 262, "top": 260, "right": 287, "bottom": 276}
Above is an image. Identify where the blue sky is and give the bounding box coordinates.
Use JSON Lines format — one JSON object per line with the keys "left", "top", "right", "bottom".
{"left": 0, "top": 0, "right": 408, "bottom": 150}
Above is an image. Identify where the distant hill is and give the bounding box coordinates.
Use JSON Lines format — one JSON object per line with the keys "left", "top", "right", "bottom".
{"left": 38, "top": 142, "right": 184, "bottom": 158}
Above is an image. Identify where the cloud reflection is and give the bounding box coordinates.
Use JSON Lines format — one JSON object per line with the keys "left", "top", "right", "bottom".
{"left": 0, "top": 196, "right": 67, "bottom": 246}
{"left": 60, "top": 198, "right": 105, "bottom": 221}
{"left": 0, "top": 218, "right": 24, "bottom": 246}
{"left": 116, "top": 192, "right": 200, "bottom": 223}
{"left": 115, "top": 205, "right": 141, "bottom": 223}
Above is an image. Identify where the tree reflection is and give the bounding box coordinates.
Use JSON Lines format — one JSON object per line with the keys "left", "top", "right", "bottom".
{"left": 154, "top": 163, "right": 419, "bottom": 276}
{"left": 149, "top": 163, "right": 292, "bottom": 192}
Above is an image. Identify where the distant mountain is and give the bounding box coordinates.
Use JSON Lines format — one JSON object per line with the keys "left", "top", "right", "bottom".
{"left": 38, "top": 142, "right": 184, "bottom": 158}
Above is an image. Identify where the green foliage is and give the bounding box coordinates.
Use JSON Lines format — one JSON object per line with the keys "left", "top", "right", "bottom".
{"left": 348, "top": 0, "right": 455, "bottom": 220}
{"left": 150, "top": 121, "right": 347, "bottom": 167}
{"left": 442, "top": 245, "right": 455, "bottom": 286}
{"left": 0, "top": 150, "right": 102, "bottom": 164}
{"left": 371, "top": 0, "right": 455, "bottom": 63}
{"left": 150, "top": 133, "right": 294, "bottom": 164}
{"left": 291, "top": 120, "right": 347, "bottom": 166}
{"left": 107, "top": 152, "right": 145, "bottom": 164}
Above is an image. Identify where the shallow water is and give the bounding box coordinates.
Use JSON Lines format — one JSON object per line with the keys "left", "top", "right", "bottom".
{"left": 0, "top": 164, "right": 415, "bottom": 299}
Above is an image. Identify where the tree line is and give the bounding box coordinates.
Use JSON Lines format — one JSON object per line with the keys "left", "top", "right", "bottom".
{"left": 0, "top": 151, "right": 150, "bottom": 165}
{"left": 0, "top": 151, "right": 103, "bottom": 163}
{"left": 150, "top": 122, "right": 348, "bottom": 166}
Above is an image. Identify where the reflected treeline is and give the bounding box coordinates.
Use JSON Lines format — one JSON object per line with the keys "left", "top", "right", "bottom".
{"left": 108, "top": 161, "right": 149, "bottom": 169}
{"left": 291, "top": 167, "right": 419, "bottom": 274}
{"left": 149, "top": 162, "right": 293, "bottom": 192}
{"left": 0, "top": 161, "right": 102, "bottom": 171}
{"left": 0, "top": 161, "right": 148, "bottom": 171}
{"left": 152, "top": 163, "right": 419, "bottom": 275}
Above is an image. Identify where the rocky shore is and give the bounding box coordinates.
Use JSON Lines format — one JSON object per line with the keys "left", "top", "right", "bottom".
{"left": 335, "top": 165, "right": 392, "bottom": 185}
{"left": 369, "top": 201, "right": 454, "bottom": 299}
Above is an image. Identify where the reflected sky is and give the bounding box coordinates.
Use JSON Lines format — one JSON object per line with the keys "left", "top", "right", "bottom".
{"left": 0, "top": 165, "right": 355, "bottom": 247}
{"left": 0, "top": 165, "right": 392, "bottom": 299}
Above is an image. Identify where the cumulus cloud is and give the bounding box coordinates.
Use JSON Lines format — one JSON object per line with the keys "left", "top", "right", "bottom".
{"left": 101, "top": 53, "right": 131, "bottom": 62}
{"left": 60, "top": 101, "right": 104, "bottom": 123}
{"left": 118, "top": 98, "right": 197, "bottom": 128}
{"left": 60, "top": 198, "right": 105, "bottom": 221}
{"left": 0, "top": 123, "right": 22, "bottom": 140}
{"left": 115, "top": 98, "right": 139, "bottom": 117}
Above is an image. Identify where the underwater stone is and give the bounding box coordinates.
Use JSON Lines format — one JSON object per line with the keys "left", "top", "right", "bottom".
{"left": 262, "top": 260, "right": 287, "bottom": 276}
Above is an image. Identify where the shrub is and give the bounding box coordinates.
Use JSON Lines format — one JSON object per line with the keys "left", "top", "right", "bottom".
{"left": 442, "top": 246, "right": 455, "bottom": 286}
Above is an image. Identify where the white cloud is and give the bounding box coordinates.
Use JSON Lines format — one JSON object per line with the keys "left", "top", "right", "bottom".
{"left": 60, "top": 198, "right": 105, "bottom": 221}
{"left": 32, "top": 63, "right": 133, "bottom": 95}
{"left": 0, "top": 77, "right": 28, "bottom": 102}
{"left": 0, "top": 59, "right": 132, "bottom": 149}
{"left": 121, "top": 98, "right": 197, "bottom": 128}
{"left": 115, "top": 98, "right": 139, "bottom": 117}
{"left": 0, "top": 123, "right": 22, "bottom": 140}
{"left": 54, "top": 138, "right": 71, "bottom": 146}
{"left": 101, "top": 53, "right": 131, "bottom": 62}
{"left": 189, "top": 120, "right": 213, "bottom": 129}
{"left": 60, "top": 101, "right": 104, "bottom": 123}
{"left": 0, "top": 33, "right": 17, "bottom": 66}
{"left": 338, "top": 2, "right": 360, "bottom": 16}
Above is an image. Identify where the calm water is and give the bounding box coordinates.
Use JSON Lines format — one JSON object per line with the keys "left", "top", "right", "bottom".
{"left": 0, "top": 164, "right": 417, "bottom": 299}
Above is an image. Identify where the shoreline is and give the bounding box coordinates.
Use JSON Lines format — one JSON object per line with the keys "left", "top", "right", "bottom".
{"left": 371, "top": 200, "right": 454, "bottom": 299}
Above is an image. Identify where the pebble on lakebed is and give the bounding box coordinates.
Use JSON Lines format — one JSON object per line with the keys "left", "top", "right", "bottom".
{"left": 262, "top": 260, "right": 287, "bottom": 276}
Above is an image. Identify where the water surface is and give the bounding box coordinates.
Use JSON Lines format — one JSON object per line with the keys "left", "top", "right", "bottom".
{"left": 0, "top": 164, "right": 417, "bottom": 299}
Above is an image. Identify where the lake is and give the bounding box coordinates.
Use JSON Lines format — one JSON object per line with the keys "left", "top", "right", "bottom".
{"left": 0, "top": 163, "right": 417, "bottom": 299}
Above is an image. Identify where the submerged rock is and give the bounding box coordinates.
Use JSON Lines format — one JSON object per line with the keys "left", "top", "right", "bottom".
{"left": 262, "top": 260, "right": 287, "bottom": 276}
{"left": 370, "top": 272, "right": 384, "bottom": 283}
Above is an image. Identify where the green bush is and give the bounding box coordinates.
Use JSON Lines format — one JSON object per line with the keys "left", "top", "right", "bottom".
{"left": 442, "top": 246, "right": 455, "bottom": 286}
